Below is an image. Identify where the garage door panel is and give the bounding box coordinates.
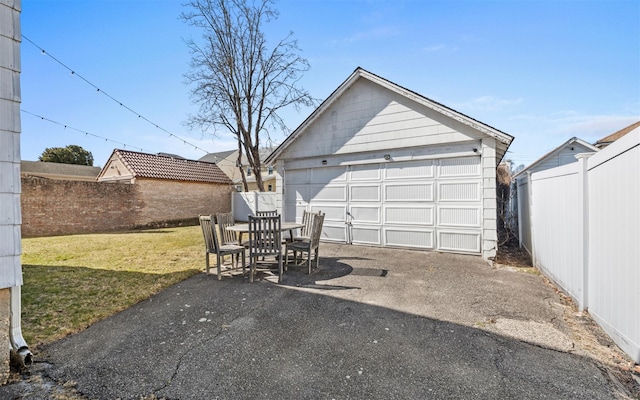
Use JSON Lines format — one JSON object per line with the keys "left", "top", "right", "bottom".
{"left": 385, "top": 183, "right": 433, "bottom": 202}
{"left": 311, "top": 166, "right": 346, "bottom": 183}
{"left": 285, "top": 184, "right": 308, "bottom": 202}
{"left": 437, "top": 230, "right": 481, "bottom": 253}
{"left": 385, "top": 160, "right": 434, "bottom": 179}
{"left": 292, "top": 204, "right": 310, "bottom": 222}
{"left": 350, "top": 184, "right": 380, "bottom": 202}
{"left": 385, "top": 205, "right": 434, "bottom": 226}
{"left": 385, "top": 228, "right": 434, "bottom": 249}
{"left": 352, "top": 226, "right": 381, "bottom": 245}
{"left": 311, "top": 184, "right": 347, "bottom": 202}
{"left": 438, "top": 157, "right": 481, "bottom": 177}
{"left": 286, "top": 169, "right": 308, "bottom": 184}
{"left": 350, "top": 205, "right": 380, "bottom": 224}
{"left": 438, "top": 181, "right": 481, "bottom": 202}
{"left": 351, "top": 164, "right": 380, "bottom": 180}
{"left": 437, "top": 206, "right": 481, "bottom": 228}
{"left": 310, "top": 204, "right": 345, "bottom": 221}
{"left": 322, "top": 225, "right": 346, "bottom": 242}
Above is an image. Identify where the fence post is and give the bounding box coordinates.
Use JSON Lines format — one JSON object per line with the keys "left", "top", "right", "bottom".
{"left": 527, "top": 171, "right": 536, "bottom": 268}
{"left": 576, "top": 153, "right": 591, "bottom": 311}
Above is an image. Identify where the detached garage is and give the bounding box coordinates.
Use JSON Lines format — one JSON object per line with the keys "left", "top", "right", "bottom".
{"left": 266, "top": 68, "right": 513, "bottom": 259}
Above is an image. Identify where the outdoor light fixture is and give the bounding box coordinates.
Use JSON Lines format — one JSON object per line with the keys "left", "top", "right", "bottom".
{"left": 384, "top": 154, "right": 391, "bottom": 160}
{"left": 322, "top": 160, "right": 328, "bottom": 165}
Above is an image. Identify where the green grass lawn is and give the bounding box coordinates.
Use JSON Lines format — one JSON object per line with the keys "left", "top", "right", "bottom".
{"left": 21, "top": 226, "right": 205, "bottom": 349}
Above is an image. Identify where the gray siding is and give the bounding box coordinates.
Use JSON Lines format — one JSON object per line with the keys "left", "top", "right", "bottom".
{"left": 283, "top": 79, "right": 482, "bottom": 160}
{"left": 0, "top": 0, "right": 22, "bottom": 288}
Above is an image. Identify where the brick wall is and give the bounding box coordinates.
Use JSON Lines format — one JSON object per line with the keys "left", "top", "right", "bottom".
{"left": 20, "top": 176, "right": 233, "bottom": 237}
{"left": 133, "top": 178, "right": 233, "bottom": 225}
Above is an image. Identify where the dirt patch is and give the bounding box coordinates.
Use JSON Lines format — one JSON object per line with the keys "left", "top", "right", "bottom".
{"left": 495, "top": 243, "right": 532, "bottom": 268}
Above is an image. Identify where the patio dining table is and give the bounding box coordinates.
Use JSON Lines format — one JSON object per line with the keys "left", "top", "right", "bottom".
{"left": 226, "top": 221, "right": 305, "bottom": 246}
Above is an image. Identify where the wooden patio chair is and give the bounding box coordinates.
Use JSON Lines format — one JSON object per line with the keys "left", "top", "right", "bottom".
{"left": 216, "top": 212, "right": 248, "bottom": 247}
{"left": 285, "top": 213, "right": 325, "bottom": 274}
{"left": 291, "top": 210, "right": 324, "bottom": 243}
{"left": 199, "top": 215, "right": 246, "bottom": 281}
{"left": 248, "top": 215, "right": 283, "bottom": 283}
{"left": 256, "top": 210, "right": 278, "bottom": 217}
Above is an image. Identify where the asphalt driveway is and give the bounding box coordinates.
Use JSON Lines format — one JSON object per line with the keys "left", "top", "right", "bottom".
{"left": 1, "top": 243, "right": 633, "bottom": 399}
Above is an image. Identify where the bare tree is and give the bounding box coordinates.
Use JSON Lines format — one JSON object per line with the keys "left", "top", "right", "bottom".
{"left": 182, "top": 0, "right": 315, "bottom": 191}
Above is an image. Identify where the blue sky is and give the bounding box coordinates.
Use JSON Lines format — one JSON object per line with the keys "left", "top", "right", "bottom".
{"left": 19, "top": 0, "right": 640, "bottom": 168}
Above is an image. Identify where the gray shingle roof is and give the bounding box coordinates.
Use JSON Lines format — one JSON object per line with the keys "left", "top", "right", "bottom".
{"left": 199, "top": 150, "right": 237, "bottom": 163}
{"left": 114, "top": 149, "right": 232, "bottom": 184}
{"left": 21, "top": 160, "right": 101, "bottom": 177}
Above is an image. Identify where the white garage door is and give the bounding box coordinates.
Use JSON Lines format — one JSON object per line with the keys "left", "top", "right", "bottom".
{"left": 284, "top": 156, "right": 482, "bottom": 254}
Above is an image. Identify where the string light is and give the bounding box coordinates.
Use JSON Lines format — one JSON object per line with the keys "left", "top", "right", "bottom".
{"left": 21, "top": 109, "right": 147, "bottom": 153}
{"left": 22, "top": 35, "right": 210, "bottom": 155}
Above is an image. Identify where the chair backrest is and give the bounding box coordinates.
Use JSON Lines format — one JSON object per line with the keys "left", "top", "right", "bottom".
{"left": 216, "top": 212, "right": 237, "bottom": 245}
{"left": 309, "top": 213, "right": 325, "bottom": 249}
{"left": 199, "top": 215, "right": 221, "bottom": 254}
{"left": 248, "top": 215, "right": 281, "bottom": 257}
{"left": 256, "top": 210, "right": 278, "bottom": 217}
{"left": 301, "top": 210, "right": 323, "bottom": 237}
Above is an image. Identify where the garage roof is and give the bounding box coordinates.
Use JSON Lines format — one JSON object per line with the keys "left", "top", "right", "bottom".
{"left": 266, "top": 67, "right": 514, "bottom": 164}
{"left": 98, "top": 149, "right": 232, "bottom": 184}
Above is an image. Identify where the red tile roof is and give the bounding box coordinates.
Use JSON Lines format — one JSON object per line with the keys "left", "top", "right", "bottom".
{"left": 114, "top": 149, "right": 232, "bottom": 184}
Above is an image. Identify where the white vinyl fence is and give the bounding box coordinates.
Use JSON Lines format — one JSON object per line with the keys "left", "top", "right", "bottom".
{"left": 232, "top": 192, "right": 277, "bottom": 222}
{"left": 516, "top": 127, "right": 640, "bottom": 363}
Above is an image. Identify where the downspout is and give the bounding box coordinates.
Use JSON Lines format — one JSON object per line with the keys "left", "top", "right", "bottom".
{"left": 10, "top": 286, "right": 32, "bottom": 367}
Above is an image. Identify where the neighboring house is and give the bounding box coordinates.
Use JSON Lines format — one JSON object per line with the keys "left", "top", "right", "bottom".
{"left": 199, "top": 148, "right": 276, "bottom": 192}
{"left": 594, "top": 120, "right": 640, "bottom": 149}
{"left": 20, "top": 160, "right": 101, "bottom": 181}
{"left": 511, "top": 137, "right": 598, "bottom": 251}
{"left": 513, "top": 137, "right": 598, "bottom": 179}
{"left": 266, "top": 67, "right": 514, "bottom": 259}
{"left": 97, "top": 149, "right": 234, "bottom": 226}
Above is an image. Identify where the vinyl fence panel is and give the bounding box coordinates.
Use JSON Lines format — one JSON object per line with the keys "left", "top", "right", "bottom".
{"left": 233, "top": 192, "right": 277, "bottom": 222}
{"left": 516, "top": 176, "right": 532, "bottom": 254}
{"left": 586, "top": 129, "right": 640, "bottom": 363}
{"left": 518, "top": 126, "right": 639, "bottom": 363}
{"left": 530, "top": 162, "right": 587, "bottom": 309}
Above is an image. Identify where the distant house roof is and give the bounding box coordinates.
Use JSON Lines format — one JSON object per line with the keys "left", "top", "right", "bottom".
{"left": 514, "top": 137, "right": 598, "bottom": 179}
{"left": 199, "top": 150, "right": 237, "bottom": 164}
{"left": 595, "top": 120, "right": 640, "bottom": 148}
{"left": 21, "top": 160, "right": 101, "bottom": 181}
{"left": 199, "top": 148, "right": 275, "bottom": 165}
{"left": 98, "top": 149, "right": 232, "bottom": 184}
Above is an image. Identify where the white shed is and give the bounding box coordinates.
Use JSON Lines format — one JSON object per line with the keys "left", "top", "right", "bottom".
{"left": 266, "top": 68, "right": 514, "bottom": 259}
{"left": 514, "top": 137, "right": 598, "bottom": 178}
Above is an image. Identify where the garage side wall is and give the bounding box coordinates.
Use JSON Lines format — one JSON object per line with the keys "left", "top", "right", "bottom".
{"left": 482, "top": 137, "right": 498, "bottom": 259}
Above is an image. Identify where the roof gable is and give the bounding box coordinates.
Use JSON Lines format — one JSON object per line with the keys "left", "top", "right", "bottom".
{"left": 514, "top": 137, "right": 598, "bottom": 178}
{"left": 266, "top": 67, "right": 514, "bottom": 164}
{"left": 97, "top": 149, "right": 232, "bottom": 184}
